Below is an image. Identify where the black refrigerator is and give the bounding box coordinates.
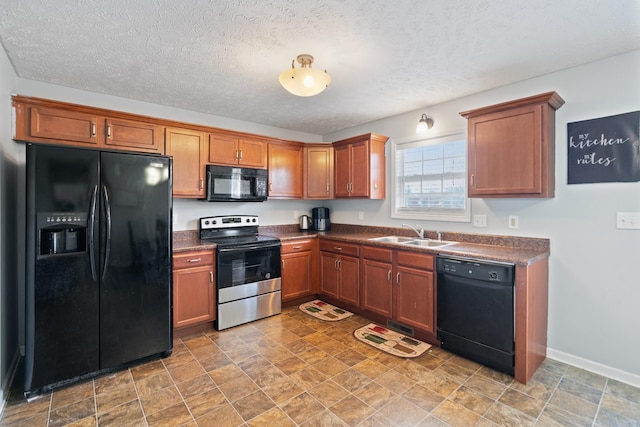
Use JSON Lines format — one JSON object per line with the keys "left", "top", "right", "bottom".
{"left": 25, "top": 144, "right": 173, "bottom": 396}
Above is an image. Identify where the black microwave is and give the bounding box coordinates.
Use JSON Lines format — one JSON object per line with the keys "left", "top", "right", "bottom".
{"left": 205, "top": 165, "right": 268, "bottom": 202}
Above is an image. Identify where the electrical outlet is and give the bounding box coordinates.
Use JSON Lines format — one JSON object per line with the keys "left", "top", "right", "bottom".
{"left": 473, "top": 214, "right": 487, "bottom": 227}
{"left": 509, "top": 216, "right": 519, "bottom": 229}
{"left": 617, "top": 212, "right": 640, "bottom": 229}
{"left": 358, "top": 211, "right": 364, "bottom": 220}
{"left": 294, "top": 211, "right": 299, "bottom": 219}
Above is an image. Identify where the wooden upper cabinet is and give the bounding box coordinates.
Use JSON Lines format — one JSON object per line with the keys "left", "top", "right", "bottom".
{"left": 304, "top": 144, "right": 334, "bottom": 199}
{"left": 12, "top": 97, "right": 163, "bottom": 154}
{"left": 104, "top": 117, "right": 163, "bottom": 153}
{"left": 268, "top": 142, "right": 303, "bottom": 199}
{"left": 460, "top": 91, "right": 565, "bottom": 198}
{"left": 209, "top": 132, "right": 267, "bottom": 169}
{"left": 165, "top": 127, "right": 207, "bottom": 198}
{"left": 333, "top": 133, "right": 388, "bottom": 199}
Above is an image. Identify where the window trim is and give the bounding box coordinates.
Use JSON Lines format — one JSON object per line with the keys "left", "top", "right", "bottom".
{"left": 390, "top": 131, "right": 471, "bottom": 223}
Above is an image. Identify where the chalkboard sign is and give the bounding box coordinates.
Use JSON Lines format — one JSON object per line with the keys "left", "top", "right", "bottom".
{"left": 568, "top": 111, "right": 640, "bottom": 184}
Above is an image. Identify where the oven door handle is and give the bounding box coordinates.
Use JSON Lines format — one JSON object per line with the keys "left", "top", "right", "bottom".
{"left": 217, "top": 244, "right": 280, "bottom": 253}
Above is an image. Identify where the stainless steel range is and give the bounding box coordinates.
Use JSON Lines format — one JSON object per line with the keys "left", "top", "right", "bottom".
{"left": 199, "top": 215, "right": 281, "bottom": 330}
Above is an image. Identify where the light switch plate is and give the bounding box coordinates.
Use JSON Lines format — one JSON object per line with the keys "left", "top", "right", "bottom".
{"left": 473, "top": 214, "right": 487, "bottom": 227}
{"left": 509, "top": 216, "right": 519, "bottom": 229}
{"left": 358, "top": 211, "right": 364, "bottom": 220}
{"left": 616, "top": 212, "right": 640, "bottom": 229}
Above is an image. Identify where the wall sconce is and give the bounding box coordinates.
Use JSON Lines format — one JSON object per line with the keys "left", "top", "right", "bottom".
{"left": 416, "top": 113, "right": 434, "bottom": 134}
{"left": 279, "top": 54, "right": 331, "bottom": 97}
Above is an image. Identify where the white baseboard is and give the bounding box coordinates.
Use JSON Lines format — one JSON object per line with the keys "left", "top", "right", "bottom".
{"left": 547, "top": 347, "right": 640, "bottom": 388}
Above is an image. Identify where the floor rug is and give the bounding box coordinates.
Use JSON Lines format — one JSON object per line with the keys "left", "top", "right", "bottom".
{"left": 299, "top": 300, "right": 354, "bottom": 321}
{"left": 354, "top": 323, "right": 432, "bottom": 358}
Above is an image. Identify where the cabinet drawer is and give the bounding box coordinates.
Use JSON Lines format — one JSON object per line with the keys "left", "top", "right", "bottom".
{"left": 281, "top": 239, "right": 313, "bottom": 254}
{"left": 396, "top": 251, "right": 434, "bottom": 271}
{"left": 362, "top": 246, "right": 392, "bottom": 262}
{"left": 173, "top": 250, "right": 215, "bottom": 269}
{"left": 319, "top": 240, "right": 359, "bottom": 257}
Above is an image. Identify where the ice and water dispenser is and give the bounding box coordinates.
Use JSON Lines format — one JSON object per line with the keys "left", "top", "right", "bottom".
{"left": 38, "top": 213, "right": 87, "bottom": 256}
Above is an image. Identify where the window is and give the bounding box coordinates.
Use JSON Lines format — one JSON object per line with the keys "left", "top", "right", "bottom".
{"left": 391, "top": 132, "right": 470, "bottom": 222}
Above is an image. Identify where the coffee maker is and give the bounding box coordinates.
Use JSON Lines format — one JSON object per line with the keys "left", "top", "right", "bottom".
{"left": 311, "top": 207, "right": 330, "bottom": 231}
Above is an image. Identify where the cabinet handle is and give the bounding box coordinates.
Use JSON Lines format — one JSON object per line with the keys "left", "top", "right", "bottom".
{"left": 200, "top": 179, "right": 204, "bottom": 190}
{"left": 235, "top": 149, "right": 239, "bottom": 160}
{"left": 209, "top": 271, "right": 214, "bottom": 283}
{"left": 333, "top": 246, "right": 342, "bottom": 251}
{"left": 396, "top": 272, "right": 401, "bottom": 285}
{"left": 387, "top": 270, "right": 392, "bottom": 282}
{"left": 334, "top": 259, "right": 338, "bottom": 269}
{"left": 326, "top": 184, "right": 329, "bottom": 193}
{"left": 187, "top": 258, "right": 202, "bottom": 263}
{"left": 106, "top": 124, "right": 111, "bottom": 138}
{"left": 91, "top": 122, "right": 96, "bottom": 137}
{"left": 238, "top": 150, "right": 243, "bottom": 160}
{"left": 337, "top": 259, "right": 341, "bottom": 270}
{"left": 269, "top": 183, "right": 273, "bottom": 191}
{"left": 470, "top": 174, "right": 475, "bottom": 187}
{"left": 282, "top": 260, "right": 285, "bottom": 270}
{"left": 292, "top": 245, "right": 302, "bottom": 250}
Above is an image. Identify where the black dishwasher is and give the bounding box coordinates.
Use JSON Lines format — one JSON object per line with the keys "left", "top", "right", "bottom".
{"left": 436, "top": 255, "right": 515, "bottom": 375}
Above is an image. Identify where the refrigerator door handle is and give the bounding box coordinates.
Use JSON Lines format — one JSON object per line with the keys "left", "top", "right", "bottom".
{"left": 101, "top": 185, "right": 112, "bottom": 279}
{"left": 88, "top": 185, "right": 98, "bottom": 281}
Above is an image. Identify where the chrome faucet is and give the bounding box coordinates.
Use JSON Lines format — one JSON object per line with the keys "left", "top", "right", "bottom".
{"left": 436, "top": 231, "right": 442, "bottom": 241}
{"left": 402, "top": 224, "right": 424, "bottom": 239}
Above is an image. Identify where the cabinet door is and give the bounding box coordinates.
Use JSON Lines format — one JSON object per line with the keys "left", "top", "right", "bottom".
{"left": 338, "top": 256, "right": 359, "bottom": 306}
{"left": 395, "top": 265, "right": 434, "bottom": 334}
{"left": 468, "top": 104, "right": 542, "bottom": 196}
{"left": 304, "top": 145, "right": 334, "bottom": 199}
{"left": 349, "top": 139, "right": 370, "bottom": 197}
{"left": 334, "top": 143, "right": 351, "bottom": 198}
{"left": 238, "top": 138, "right": 268, "bottom": 168}
{"left": 173, "top": 265, "right": 215, "bottom": 328}
{"left": 319, "top": 252, "right": 339, "bottom": 299}
{"left": 165, "top": 127, "right": 207, "bottom": 198}
{"left": 268, "top": 143, "right": 303, "bottom": 198}
{"left": 361, "top": 259, "right": 393, "bottom": 318}
{"left": 281, "top": 251, "right": 313, "bottom": 301}
{"left": 104, "top": 118, "right": 163, "bottom": 153}
{"left": 28, "top": 106, "right": 101, "bottom": 145}
{"left": 209, "top": 133, "right": 240, "bottom": 165}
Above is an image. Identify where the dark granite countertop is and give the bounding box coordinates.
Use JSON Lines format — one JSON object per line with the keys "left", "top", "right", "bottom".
{"left": 173, "top": 224, "right": 550, "bottom": 265}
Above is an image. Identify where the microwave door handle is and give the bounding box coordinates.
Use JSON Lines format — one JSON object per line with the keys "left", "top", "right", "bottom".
{"left": 88, "top": 185, "right": 98, "bottom": 281}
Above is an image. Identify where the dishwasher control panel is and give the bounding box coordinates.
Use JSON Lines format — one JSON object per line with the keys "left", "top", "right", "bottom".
{"left": 437, "top": 256, "right": 514, "bottom": 283}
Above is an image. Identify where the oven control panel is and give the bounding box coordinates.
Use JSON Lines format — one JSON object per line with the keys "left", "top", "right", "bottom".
{"left": 200, "top": 215, "right": 259, "bottom": 229}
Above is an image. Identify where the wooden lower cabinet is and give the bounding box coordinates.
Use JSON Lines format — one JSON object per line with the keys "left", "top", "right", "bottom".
{"left": 319, "top": 240, "right": 359, "bottom": 307}
{"left": 172, "top": 250, "right": 216, "bottom": 329}
{"left": 281, "top": 239, "right": 317, "bottom": 301}
{"left": 361, "top": 246, "right": 435, "bottom": 335}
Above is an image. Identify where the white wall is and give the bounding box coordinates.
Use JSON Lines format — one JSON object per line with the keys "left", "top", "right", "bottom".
{"left": 323, "top": 50, "right": 640, "bottom": 386}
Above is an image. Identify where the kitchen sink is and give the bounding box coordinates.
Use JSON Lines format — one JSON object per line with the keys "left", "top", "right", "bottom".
{"left": 403, "top": 239, "right": 457, "bottom": 248}
{"left": 368, "top": 235, "right": 415, "bottom": 243}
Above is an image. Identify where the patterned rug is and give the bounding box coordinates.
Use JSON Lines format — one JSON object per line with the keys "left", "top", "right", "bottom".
{"left": 299, "top": 300, "right": 354, "bottom": 321}
{"left": 354, "top": 323, "right": 432, "bottom": 358}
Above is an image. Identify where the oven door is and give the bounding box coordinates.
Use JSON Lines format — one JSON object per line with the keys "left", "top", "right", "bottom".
{"left": 216, "top": 243, "right": 281, "bottom": 304}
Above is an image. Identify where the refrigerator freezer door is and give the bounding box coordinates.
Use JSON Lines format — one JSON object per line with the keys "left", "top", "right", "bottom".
{"left": 98, "top": 152, "right": 172, "bottom": 369}
{"left": 25, "top": 145, "right": 100, "bottom": 393}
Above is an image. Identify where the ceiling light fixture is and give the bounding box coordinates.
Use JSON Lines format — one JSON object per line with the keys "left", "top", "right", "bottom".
{"left": 279, "top": 54, "right": 331, "bottom": 97}
{"left": 416, "top": 113, "right": 434, "bottom": 134}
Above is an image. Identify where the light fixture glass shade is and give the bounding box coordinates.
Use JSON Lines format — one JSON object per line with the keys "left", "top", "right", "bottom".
{"left": 279, "top": 54, "right": 331, "bottom": 97}
{"left": 416, "top": 113, "right": 434, "bottom": 134}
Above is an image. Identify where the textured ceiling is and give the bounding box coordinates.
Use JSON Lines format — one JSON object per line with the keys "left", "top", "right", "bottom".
{"left": 1, "top": 0, "right": 639, "bottom": 135}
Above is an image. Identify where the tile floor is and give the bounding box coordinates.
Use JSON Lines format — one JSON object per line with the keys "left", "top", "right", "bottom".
{"left": 2, "top": 306, "right": 640, "bottom": 426}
